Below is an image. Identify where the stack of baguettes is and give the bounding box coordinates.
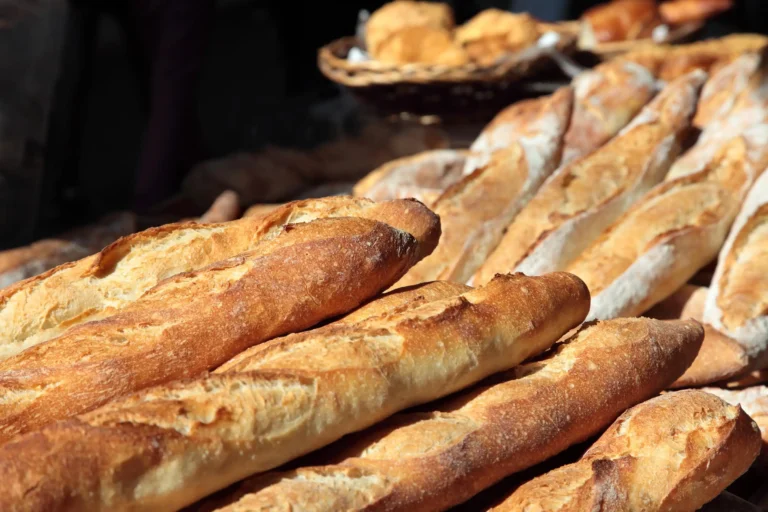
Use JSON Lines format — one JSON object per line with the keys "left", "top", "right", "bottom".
{"left": 1, "top": 41, "right": 767, "bottom": 512}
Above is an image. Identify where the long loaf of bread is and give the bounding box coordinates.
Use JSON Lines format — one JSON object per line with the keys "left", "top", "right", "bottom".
{"left": 668, "top": 50, "right": 768, "bottom": 180}
{"left": 199, "top": 318, "right": 703, "bottom": 512}
{"left": 397, "top": 87, "right": 574, "bottom": 286}
{"left": 567, "top": 129, "right": 768, "bottom": 321}
{"left": 352, "top": 149, "right": 467, "bottom": 206}
{"left": 0, "top": 213, "right": 437, "bottom": 443}
{"left": 494, "top": 390, "right": 761, "bottom": 511}
{"left": 0, "top": 197, "right": 437, "bottom": 361}
{"left": 473, "top": 71, "right": 704, "bottom": 285}
{"left": 561, "top": 60, "right": 657, "bottom": 165}
{"left": 0, "top": 272, "right": 590, "bottom": 511}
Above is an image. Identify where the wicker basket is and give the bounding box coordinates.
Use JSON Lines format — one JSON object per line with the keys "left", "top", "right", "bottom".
{"left": 317, "top": 26, "right": 578, "bottom": 121}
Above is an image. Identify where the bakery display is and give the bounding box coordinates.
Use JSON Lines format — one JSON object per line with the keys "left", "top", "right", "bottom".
{"left": 5, "top": 25, "right": 768, "bottom": 512}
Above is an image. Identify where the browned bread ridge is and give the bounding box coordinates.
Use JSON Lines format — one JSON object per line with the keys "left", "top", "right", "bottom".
{"left": 562, "top": 60, "right": 657, "bottom": 165}
{"left": 198, "top": 318, "right": 703, "bottom": 512}
{"left": 0, "top": 214, "right": 435, "bottom": 444}
{"left": 494, "top": 390, "right": 761, "bottom": 511}
{"left": 353, "top": 149, "right": 467, "bottom": 207}
{"left": 0, "top": 197, "right": 439, "bottom": 362}
{"left": 668, "top": 49, "right": 768, "bottom": 180}
{"left": 473, "top": 71, "right": 705, "bottom": 285}
{"left": 704, "top": 386, "right": 768, "bottom": 466}
{"left": 397, "top": 87, "right": 574, "bottom": 286}
{"left": 567, "top": 130, "right": 766, "bottom": 321}
{"left": 0, "top": 272, "right": 590, "bottom": 511}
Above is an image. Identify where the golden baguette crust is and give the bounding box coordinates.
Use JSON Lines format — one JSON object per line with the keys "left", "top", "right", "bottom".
{"left": 242, "top": 203, "right": 281, "bottom": 219}
{"left": 494, "top": 390, "right": 761, "bottom": 511}
{"left": 645, "top": 283, "right": 707, "bottom": 320}
{"left": 568, "top": 132, "right": 763, "bottom": 321}
{"left": 705, "top": 170, "right": 768, "bottom": 368}
{"left": 0, "top": 273, "right": 590, "bottom": 511}
{"left": 474, "top": 71, "right": 704, "bottom": 285}
{"left": 562, "top": 60, "right": 657, "bottom": 165}
{"left": 0, "top": 217, "right": 426, "bottom": 444}
{"left": 335, "top": 281, "right": 470, "bottom": 326}
{"left": 202, "top": 318, "right": 703, "bottom": 512}
{"left": 704, "top": 386, "right": 768, "bottom": 465}
{"left": 352, "top": 149, "right": 467, "bottom": 206}
{"left": 0, "top": 197, "right": 439, "bottom": 362}
{"left": 397, "top": 87, "right": 574, "bottom": 286}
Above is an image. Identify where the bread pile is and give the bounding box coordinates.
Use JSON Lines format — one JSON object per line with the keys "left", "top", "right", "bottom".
{"left": 364, "top": 2, "right": 548, "bottom": 66}
{"left": 2, "top": 36, "right": 768, "bottom": 512}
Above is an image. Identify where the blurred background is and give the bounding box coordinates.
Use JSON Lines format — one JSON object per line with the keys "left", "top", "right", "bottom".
{"left": 1, "top": 0, "right": 766, "bottom": 249}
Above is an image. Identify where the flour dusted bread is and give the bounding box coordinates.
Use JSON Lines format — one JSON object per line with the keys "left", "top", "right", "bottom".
{"left": 495, "top": 390, "right": 761, "bottom": 511}
{"left": 353, "top": 149, "right": 467, "bottom": 206}
{"left": 0, "top": 210, "right": 439, "bottom": 443}
{"left": 568, "top": 129, "right": 766, "bottom": 321}
{"left": 196, "top": 318, "right": 703, "bottom": 512}
{"left": 0, "top": 273, "right": 590, "bottom": 511}
{"left": 668, "top": 50, "right": 768, "bottom": 180}
{"left": 365, "top": 1, "right": 454, "bottom": 60}
{"left": 562, "top": 60, "right": 657, "bottom": 165}
{"left": 397, "top": 87, "right": 573, "bottom": 286}
{"left": 0, "top": 197, "right": 438, "bottom": 361}
{"left": 473, "top": 71, "right": 704, "bottom": 284}
{"left": 455, "top": 9, "right": 540, "bottom": 66}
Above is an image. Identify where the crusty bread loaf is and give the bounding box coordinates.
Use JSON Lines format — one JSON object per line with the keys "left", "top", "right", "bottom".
{"left": 579, "top": 0, "right": 660, "bottom": 46}
{"left": 0, "top": 273, "right": 590, "bottom": 511}
{"left": 397, "top": 88, "right": 574, "bottom": 286}
{"left": 567, "top": 130, "right": 764, "bottom": 321}
{"left": 645, "top": 283, "right": 708, "bottom": 320}
{"left": 494, "top": 390, "right": 761, "bottom": 511}
{"left": 0, "top": 197, "right": 438, "bottom": 361}
{"left": 704, "top": 386, "right": 768, "bottom": 466}
{"left": 660, "top": 0, "right": 734, "bottom": 26}
{"left": 463, "top": 90, "right": 570, "bottom": 175}
{"left": 195, "top": 318, "right": 703, "bottom": 512}
{"left": 473, "top": 71, "right": 704, "bottom": 285}
{"left": 561, "top": 60, "right": 657, "bottom": 165}
{"left": 0, "top": 212, "right": 136, "bottom": 289}
{"left": 242, "top": 203, "right": 281, "bottom": 219}
{"left": 0, "top": 214, "right": 436, "bottom": 444}
{"left": 353, "top": 149, "right": 467, "bottom": 206}
{"left": 668, "top": 52, "right": 768, "bottom": 180}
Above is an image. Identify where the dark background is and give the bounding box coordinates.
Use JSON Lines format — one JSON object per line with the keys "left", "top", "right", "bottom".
{"left": 1, "top": 0, "right": 766, "bottom": 249}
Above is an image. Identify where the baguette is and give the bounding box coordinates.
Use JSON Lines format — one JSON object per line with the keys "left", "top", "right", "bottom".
{"left": 199, "top": 318, "right": 703, "bottom": 512}
{"left": 0, "top": 215, "right": 433, "bottom": 443}
{"left": 198, "top": 190, "right": 240, "bottom": 224}
{"left": 647, "top": 285, "right": 750, "bottom": 388}
{"left": 568, "top": 129, "right": 767, "bottom": 321}
{"left": 242, "top": 203, "right": 281, "bottom": 219}
{"left": 494, "top": 390, "right": 761, "bottom": 511}
{"left": 703, "top": 386, "right": 768, "bottom": 466}
{"left": 352, "top": 149, "right": 467, "bottom": 206}
{"left": 659, "top": 0, "right": 734, "bottom": 26}
{"left": 702, "top": 169, "right": 768, "bottom": 371}
{"left": 0, "top": 197, "right": 438, "bottom": 361}
{"left": 561, "top": 60, "right": 657, "bottom": 165}
{"left": 0, "top": 272, "right": 590, "bottom": 511}
{"left": 668, "top": 51, "right": 768, "bottom": 180}
{"left": 463, "top": 90, "right": 570, "bottom": 175}
{"left": 473, "top": 71, "right": 704, "bottom": 285}
{"left": 397, "top": 87, "right": 574, "bottom": 286}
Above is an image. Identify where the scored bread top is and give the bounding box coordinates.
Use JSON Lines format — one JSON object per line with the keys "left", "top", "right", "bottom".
{"left": 473, "top": 71, "right": 705, "bottom": 284}
{"left": 495, "top": 390, "right": 761, "bottom": 511}
{"left": 568, "top": 133, "right": 756, "bottom": 312}
{"left": 705, "top": 169, "right": 768, "bottom": 358}
{"left": 562, "top": 60, "right": 657, "bottom": 165}
{"left": 0, "top": 197, "right": 439, "bottom": 362}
